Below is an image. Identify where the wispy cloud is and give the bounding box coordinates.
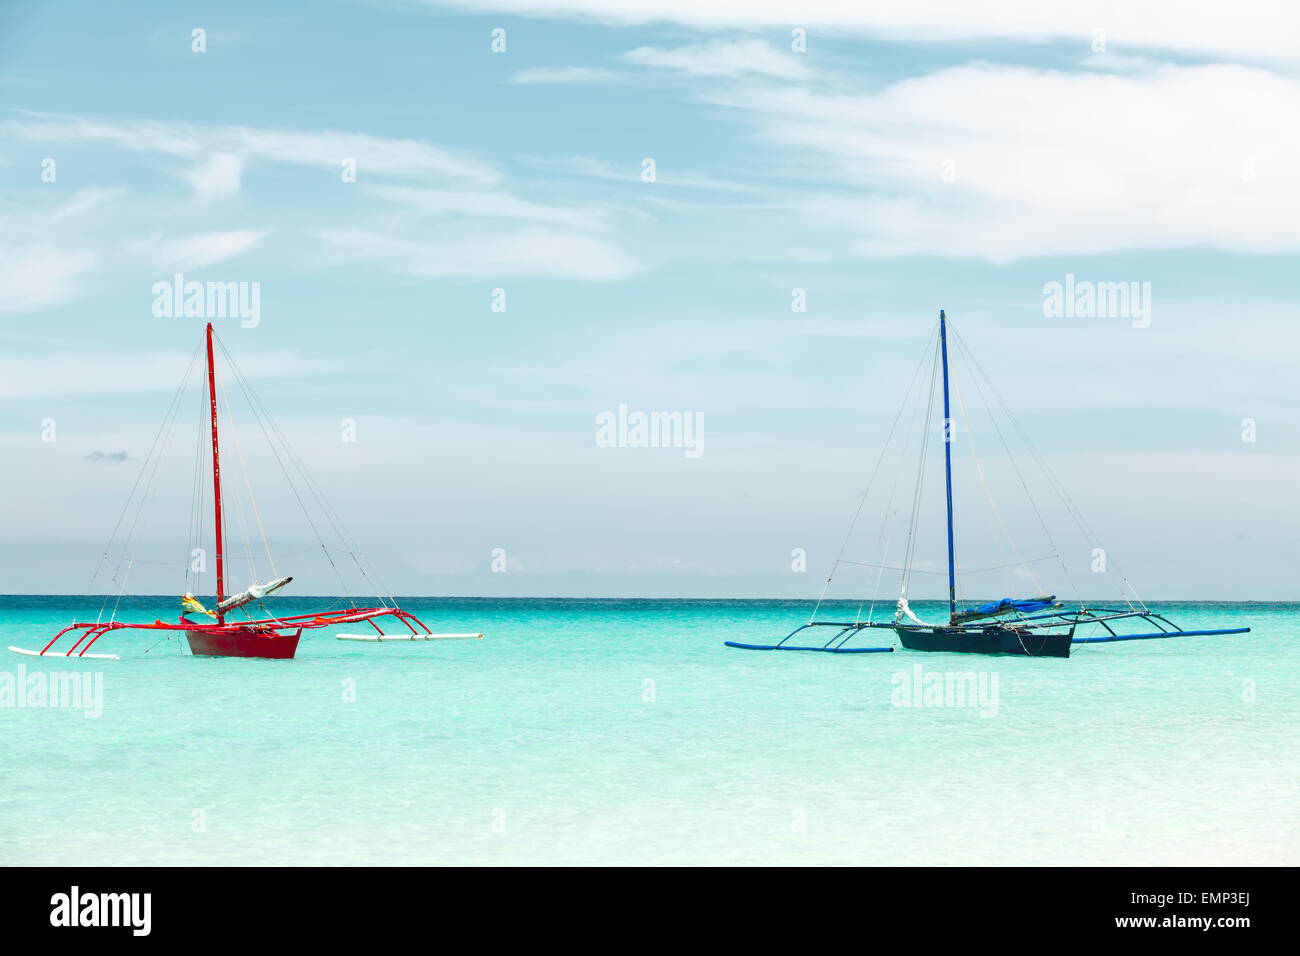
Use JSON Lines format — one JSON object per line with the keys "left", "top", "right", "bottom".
{"left": 154, "top": 229, "right": 271, "bottom": 269}
{"left": 511, "top": 66, "right": 624, "bottom": 85}
{"left": 0, "top": 246, "right": 98, "bottom": 314}
{"left": 47, "top": 186, "right": 126, "bottom": 220}
{"left": 316, "top": 227, "right": 637, "bottom": 281}
{"left": 363, "top": 184, "right": 606, "bottom": 229}
{"left": 182, "top": 152, "right": 245, "bottom": 199}
{"left": 624, "top": 39, "right": 809, "bottom": 79}
{"left": 530, "top": 155, "right": 759, "bottom": 193}
{"left": 3, "top": 112, "right": 503, "bottom": 195}
{"left": 705, "top": 63, "right": 1300, "bottom": 261}
{"left": 1, "top": 187, "right": 272, "bottom": 314}
{"left": 426, "top": 0, "right": 1300, "bottom": 65}
{"left": 1, "top": 110, "right": 643, "bottom": 310}
{"left": 0, "top": 187, "right": 118, "bottom": 314}
{"left": 0, "top": 349, "right": 342, "bottom": 399}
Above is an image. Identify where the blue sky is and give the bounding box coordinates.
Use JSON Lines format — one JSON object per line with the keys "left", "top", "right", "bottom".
{"left": 1, "top": 1, "right": 1297, "bottom": 599}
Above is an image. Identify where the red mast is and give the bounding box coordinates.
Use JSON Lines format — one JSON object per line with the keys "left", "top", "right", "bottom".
{"left": 205, "top": 322, "right": 226, "bottom": 621}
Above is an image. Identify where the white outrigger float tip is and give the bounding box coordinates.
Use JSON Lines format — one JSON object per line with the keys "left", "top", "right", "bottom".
{"left": 336, "top": 632, "right": 483, "bottom": 642}
{"left": 8, "top": 645, "right": 120, "bottom": 661}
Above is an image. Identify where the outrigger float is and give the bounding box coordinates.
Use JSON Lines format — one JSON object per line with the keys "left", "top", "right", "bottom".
{"left": 9, "top": 323, "right": 482, "bottom": 662}
{"left": 727, "top": 310, "right": 1249, "bottom": 658}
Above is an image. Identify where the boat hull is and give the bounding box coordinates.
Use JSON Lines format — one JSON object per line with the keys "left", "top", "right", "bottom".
{"left": 184, "top": 627, "right": 301, "bottom": 659}
{"left": 894, "top": 626, "right": 1072, "bottom": 658}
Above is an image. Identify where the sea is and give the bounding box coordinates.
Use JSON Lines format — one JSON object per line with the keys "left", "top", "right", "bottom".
{"left": 1, "top": 596, "right": 1295, "bottom": 866}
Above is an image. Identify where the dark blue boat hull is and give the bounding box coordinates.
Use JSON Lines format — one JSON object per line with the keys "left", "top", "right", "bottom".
{"left": 894, "top": 626, "right": 1072, "bottom": 658}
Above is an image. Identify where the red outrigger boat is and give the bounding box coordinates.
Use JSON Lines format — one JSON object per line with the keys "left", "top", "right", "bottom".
{"left": 10, "top": 323, "right": 479, "bottom": 661}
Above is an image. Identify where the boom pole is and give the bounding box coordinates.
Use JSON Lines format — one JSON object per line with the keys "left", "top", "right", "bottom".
{"left": 205, "top": 322, "right": 226, "bottom": 621}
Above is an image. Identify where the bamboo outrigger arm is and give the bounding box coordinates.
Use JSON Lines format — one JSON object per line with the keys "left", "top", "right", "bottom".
{"left": 8, "top": 606, "right": 441, "bottom": 660}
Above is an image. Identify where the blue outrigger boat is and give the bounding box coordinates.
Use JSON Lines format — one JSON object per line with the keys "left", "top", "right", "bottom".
{"left": 727, "top": 310, "right": 1250, "bottom": 658}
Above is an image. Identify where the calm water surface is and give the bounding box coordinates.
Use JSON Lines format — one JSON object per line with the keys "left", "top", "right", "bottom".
{"left": 1, "top": 596, "right": 1295, "bottom": 865}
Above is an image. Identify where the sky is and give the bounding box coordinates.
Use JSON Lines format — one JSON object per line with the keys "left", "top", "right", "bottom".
{"left": 1, "top": 0, "right": 1297, "bottom": 599}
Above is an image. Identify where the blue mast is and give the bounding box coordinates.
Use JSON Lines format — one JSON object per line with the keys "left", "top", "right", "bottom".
{"left": 939, "top": 309, "right": 956, "bottom": 623}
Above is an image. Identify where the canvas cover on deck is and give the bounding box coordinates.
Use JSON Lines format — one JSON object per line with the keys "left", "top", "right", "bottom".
{"left": 951, "top": 596, "right": 1057, "bottom": 624}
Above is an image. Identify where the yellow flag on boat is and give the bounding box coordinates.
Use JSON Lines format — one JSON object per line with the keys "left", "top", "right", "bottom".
{"left": 181, "top": 593, "right": 216, "bottom": 618}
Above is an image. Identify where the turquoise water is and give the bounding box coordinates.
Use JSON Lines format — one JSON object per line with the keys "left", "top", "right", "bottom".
{"left": 1, "top": 596, "right": 1295, "bottom": 866}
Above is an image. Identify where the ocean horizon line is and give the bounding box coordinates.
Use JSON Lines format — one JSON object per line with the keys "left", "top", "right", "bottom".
{"left": 1, "top": 594, "right": 1294, "bottom": 604}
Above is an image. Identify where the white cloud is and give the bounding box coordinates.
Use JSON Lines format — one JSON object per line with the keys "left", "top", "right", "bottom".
{"left": 0, "top": 188, "right": 117, "bottom": 313}
{"left": 624, "top": 39, "right": 809, "bottom": 79}
{"left": 0, "top": 246, "right": 98, "bottom": 314}
{"left": 183, "top": 152, "right": 245, "bottom": 198}
{"left": 1, "top": 189, "right": 275, "bottom": 316}
{"left": 2, "top": 113, "right": 503, "bottom": 195}
{"left": 0, "top": 348, "right": 339, "bottom": 398}
{"left": 154, "top": 229, "right": 271, "bottom": 269}
{"left": 321, "top": 184, "right": 634, "bottom": 278}
{"left": 711, "top": 63, "right": 1300, "bottom": 261}
{"left": 363, "top": 184, "right": 605, "bottom": 229}
{"left": 531, "top": 155, "right": 759, "bottom": 193}
{"left": 511, "top": 66, "right": 623, "bottom": 84}
{"left": 1079, "top": 51, "right": 1164, "bottom": 74}
{"left": 47, "top": 186, "right": 126, "bottom": 220}
{"left": 427, "top": 1, "right": 1300, "bottom": 65}
{"left": 317, "top": 227, "right": 637, "bottom": 280}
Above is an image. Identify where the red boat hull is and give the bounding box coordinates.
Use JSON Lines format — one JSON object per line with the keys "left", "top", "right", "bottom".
{"left": 185, "top": 627, "right": 301, "bottom": 659}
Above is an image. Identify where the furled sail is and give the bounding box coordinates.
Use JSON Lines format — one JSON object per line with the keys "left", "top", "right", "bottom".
{"left": 950, "top": 595, "right": 1058, "bottom": 625}
{"left": 217, "top": 575, "right": 293, "bottom": 614}
{"left": 894, "top": 588, "right": 931, "bottom": 626}
{"left": 181, "top": 593, "right": 216, "bottom": 618}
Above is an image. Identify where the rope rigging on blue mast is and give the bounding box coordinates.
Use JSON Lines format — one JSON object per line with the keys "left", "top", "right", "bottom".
{"left": 724, "top": 308, "right": 1251, "bottom": 657}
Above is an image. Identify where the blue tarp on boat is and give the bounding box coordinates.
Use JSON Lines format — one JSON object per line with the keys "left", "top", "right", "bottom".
{"left": 952, "top": 595, "right": 1056, "bottom": 624}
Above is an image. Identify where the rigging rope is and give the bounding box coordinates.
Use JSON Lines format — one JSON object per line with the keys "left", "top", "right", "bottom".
{"left": 187, "top": 373, "right": 207, "bottom": 597}
{"left": 854, "top": 329, "right": 941, "bottom": 620}
{"left": 900, "top": 343, "right": 941, "bottom": 601}
{"left": 809, "top": 323, "right": 939, "bottom": 623}
{"left": 106, "top": 345, "right": 205, "bottom": 621}
{"left": 949, "top": 327, "right": 1137, "bottom": 612}
{"left": 215, "top": 332, "right": 395, "bottom": 607}
{"left": 212, "top": 336, "right": 354, "bottom": 603}
{"left": 950, "top": 329, "right": 1078, "bottom": 606}
{"left": 217, "top": 364, "right": 278, "bottom": 580}
{"left": 948, "top": 351, "right": 1045, "bottom": 597}
{"left": 89, "top": 341, "right": 204, "bottom": 620}
{"left": 838, "top": 554, "right": 1059, "bottom": 575}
